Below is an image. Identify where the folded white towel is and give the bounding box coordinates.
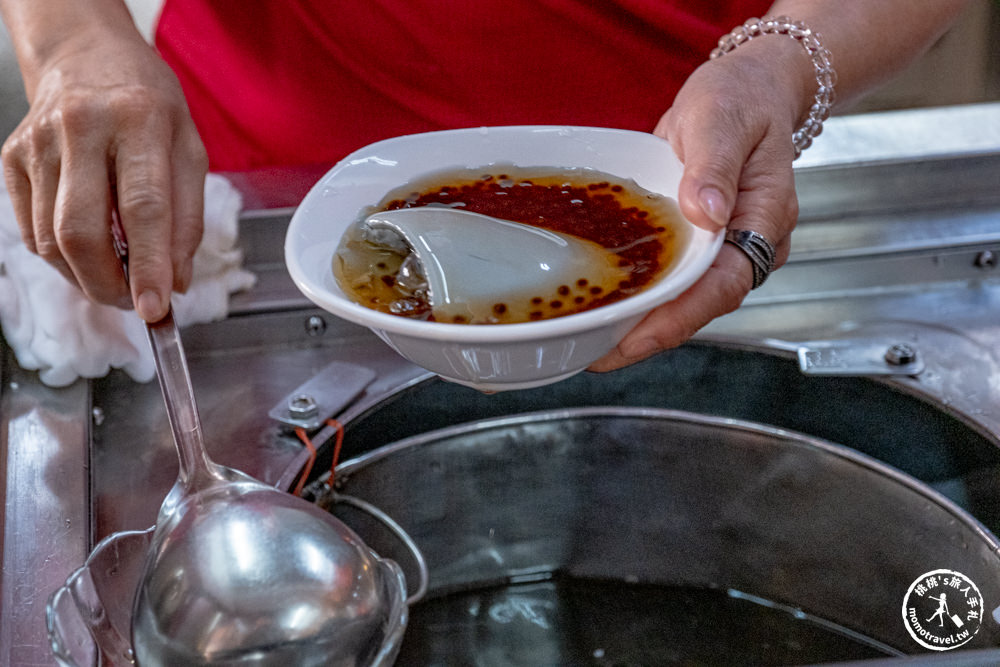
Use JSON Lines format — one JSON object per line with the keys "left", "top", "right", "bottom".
{"left": 0, "top": 173, "right": 256, "bottom": 386}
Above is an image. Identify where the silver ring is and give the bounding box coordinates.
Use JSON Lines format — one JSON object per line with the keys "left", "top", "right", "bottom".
{"left": 725, "top": 229, "right": 776, "bottom": 290}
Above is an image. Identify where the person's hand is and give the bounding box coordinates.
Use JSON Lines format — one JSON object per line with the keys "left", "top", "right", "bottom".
{"left": 1, "top": 24, "right": 207, "bottom": 322}
{"left": 589, "top": 38, "right": 811, "bottom": 372}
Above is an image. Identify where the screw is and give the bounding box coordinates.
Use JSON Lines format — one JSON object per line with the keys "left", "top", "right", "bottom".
{"left": 974, "top": 251, "right": 998, "bottom": 269}
{"left": 885, "top": 343, "right": 918, "bottom": 366}
{"left": 91, "top": 407, "right": 106, "bottom": 427}
{"left": 304, "top": 315, "right": 327, "bottom": 336}
{"left": 288, "top": 394, "right": 319, "bottom": 420}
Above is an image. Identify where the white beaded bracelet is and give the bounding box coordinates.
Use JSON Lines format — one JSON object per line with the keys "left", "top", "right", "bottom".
{"left": 710, "top": 16, "right": 836, "bottom": 159}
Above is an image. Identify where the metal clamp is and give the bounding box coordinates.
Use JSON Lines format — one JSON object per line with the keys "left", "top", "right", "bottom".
{"left": 797, "top": 339, "right": 924, "bottom": 377}
{"left": 268, "top": 361, "right": 376, "bottom": 430}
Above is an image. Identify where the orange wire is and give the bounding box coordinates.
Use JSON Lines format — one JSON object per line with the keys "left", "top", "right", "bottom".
{"left": 291, "top": 418, "right": 345, "bottom": 496}
{"left": 292, "top": 426, "right": 316, "bottom": 497}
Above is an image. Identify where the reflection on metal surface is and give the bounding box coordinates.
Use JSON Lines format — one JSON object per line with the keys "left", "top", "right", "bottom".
{"left": 1, "top": 351, "right": 90, "bottom": 667}
{"left": 488, "top": 595, "right": 555, "bottom": 629}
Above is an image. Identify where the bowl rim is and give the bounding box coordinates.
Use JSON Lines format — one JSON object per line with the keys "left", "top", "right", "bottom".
{"left": 285, "top": 125, "right": 723, "bottom": 343}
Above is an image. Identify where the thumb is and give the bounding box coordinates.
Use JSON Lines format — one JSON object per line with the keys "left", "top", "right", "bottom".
{"left": 656, "top": 106, "right": 759, "bottom": 233}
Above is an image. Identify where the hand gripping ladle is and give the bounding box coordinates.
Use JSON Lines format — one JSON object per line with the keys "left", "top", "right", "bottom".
{"left": 112, "top": 221, "right": 408, "bottom": 666}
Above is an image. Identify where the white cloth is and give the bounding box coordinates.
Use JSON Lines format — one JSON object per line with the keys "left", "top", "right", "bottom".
{"left": 0, "top": 174, "right": 256, "bottom": 386}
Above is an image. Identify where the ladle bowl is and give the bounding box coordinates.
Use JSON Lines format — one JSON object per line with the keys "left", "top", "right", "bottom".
{"left": 131, "top": 472, "right": 407, "bottom": 665}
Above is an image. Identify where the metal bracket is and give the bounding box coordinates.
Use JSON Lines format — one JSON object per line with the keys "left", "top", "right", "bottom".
{"left": 268, "top": 361, "right": 376, "bottom": 430}
{"left": 797, "top": 340, "right": 924, "bottom": 377}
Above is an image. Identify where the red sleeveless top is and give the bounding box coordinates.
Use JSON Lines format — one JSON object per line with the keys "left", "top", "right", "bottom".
{"left": 155, "top": 1, "right": 770, "bottom": 171}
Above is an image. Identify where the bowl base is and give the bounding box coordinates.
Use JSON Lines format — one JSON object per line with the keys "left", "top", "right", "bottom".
{"left": 439, "top": 368, "right": 585, "bottom": 392}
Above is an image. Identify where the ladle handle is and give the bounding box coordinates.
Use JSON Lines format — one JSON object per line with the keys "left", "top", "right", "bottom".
{"left": 111, "top": 211, "right": 216, "bottom": 489}
{"left": 144, "top": 310, "right": 217, "bottom": 487}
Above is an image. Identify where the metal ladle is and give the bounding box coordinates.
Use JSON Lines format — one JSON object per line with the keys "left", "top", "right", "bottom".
{"left": 113, "top": 226, "right": 408, "bottom": 666}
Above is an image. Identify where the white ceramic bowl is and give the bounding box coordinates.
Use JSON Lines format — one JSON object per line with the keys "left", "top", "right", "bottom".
{"left": 285, "top": 126, "right": 722, "bottom": 391}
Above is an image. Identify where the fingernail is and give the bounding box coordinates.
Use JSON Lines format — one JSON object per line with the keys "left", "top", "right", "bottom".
{"left": 137, "top": 290, "right": 165, "bottom": 322}
{"left": 699, "top": 187, "right": 730, "bottom": 228}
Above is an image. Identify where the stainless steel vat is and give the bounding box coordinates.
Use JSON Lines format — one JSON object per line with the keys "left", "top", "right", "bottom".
{"left": 323, "top": 407, "right": 1000, "bottom": 663}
